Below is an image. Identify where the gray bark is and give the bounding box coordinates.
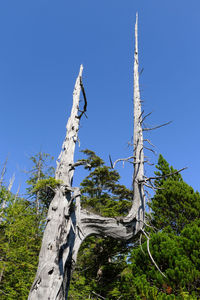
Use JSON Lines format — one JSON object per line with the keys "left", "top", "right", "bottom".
{"left": 123, "top": 13, "right": 145, "bottom": 231}
{"left": 29, "top": 15, "right": 145, "bottom": 300}
{"left": 28, "top": 65, "right": 84, "bottom": 300}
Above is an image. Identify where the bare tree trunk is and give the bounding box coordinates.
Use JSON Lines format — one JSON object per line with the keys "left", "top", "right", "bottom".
{"left": 28, "top": 66, "right": 84, "bottom": 300}
{"left": 123, "top": 13, "right": 145, "bottom": 231}
{"left": 29, "top": 16, "right": 145, "bottom": 300}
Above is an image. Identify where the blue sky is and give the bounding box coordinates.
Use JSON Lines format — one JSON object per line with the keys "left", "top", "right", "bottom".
{"left": 1, "top": 0, "right": 200, "bottom": 195}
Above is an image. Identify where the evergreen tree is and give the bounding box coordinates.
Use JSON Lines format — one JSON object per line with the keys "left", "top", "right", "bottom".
{"left": 80, "top": 149, "right": 132, "bottom": 217}
{"left": 114, "top": 156, "right": 200, "bottom": 299}
{"left": 150, "top": 155, "right": 200, "bottom": 234}
{"left": 69, "top": 150, "right": 133, "bottom": 299}
{"left": 0, "top": 186, "right": 43, "bottom": 299}
{"left": 0, "top": 153, "right": 56, "bottom": 299}
{"left": 118, "top": 219, "right": 200, "bottom": 299}
{"left": 1, "top": 153, "right": 200, "bottom": 299}
{"left": 69, "top": 154, "right": 200, "bottom": 299}
{"left": 26, "top": 152, "right": 55, "bottom": 212}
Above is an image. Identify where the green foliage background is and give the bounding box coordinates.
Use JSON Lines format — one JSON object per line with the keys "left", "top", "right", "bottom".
{"left": 0, "top": 152, "right": 200, "bottom": 299}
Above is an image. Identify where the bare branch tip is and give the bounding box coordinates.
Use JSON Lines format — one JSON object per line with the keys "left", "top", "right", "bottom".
{"left": 109, "top": 155, "right": 114, "bottom": 169}
{"left": 79, "top": 64, "right": 84, "bottom": 76}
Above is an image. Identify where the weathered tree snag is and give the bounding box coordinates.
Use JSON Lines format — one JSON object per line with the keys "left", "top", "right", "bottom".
{"left": 123, "top": 13, "right": 145, "bottom": 234}
{"left": 28, "top": 65, "right": 84, "bottom": 300}
{"left": 29, "top": 15, "right": 146, "bottom": 300}
{"left": 55, "top": 64, "right": 84, "bottom": 186}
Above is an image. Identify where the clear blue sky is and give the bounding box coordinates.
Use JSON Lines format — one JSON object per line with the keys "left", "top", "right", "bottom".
{"left": 1, "top": 0, "right": 200, "bottom": 195}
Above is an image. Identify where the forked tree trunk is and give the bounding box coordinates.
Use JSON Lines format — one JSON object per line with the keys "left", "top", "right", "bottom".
{"left": 29, "top": 15, "right": 145, "bottom": 300}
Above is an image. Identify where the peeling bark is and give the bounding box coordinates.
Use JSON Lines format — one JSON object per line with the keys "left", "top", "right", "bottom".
{"left": 29, "top": 15, "right": 146, "bottom": 300}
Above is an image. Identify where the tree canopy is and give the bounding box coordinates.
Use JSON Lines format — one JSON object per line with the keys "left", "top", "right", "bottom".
{"left": 0, "top": 153, "right": 200, "bottom": 299}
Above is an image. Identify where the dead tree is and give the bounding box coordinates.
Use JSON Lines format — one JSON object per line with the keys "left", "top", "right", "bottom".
{"left": 0, "top": 171, "right": 15, "bottom": 225}
{"left": 28, "top": 15, "right": 149, "bottom": 300}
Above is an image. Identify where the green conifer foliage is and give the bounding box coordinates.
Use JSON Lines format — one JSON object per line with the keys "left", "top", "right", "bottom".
{"left": 119, "top": 220, "right": 200, "bottom": 299}
{"left": 0, "top": 153, "right": 54, "bottom": 299}
{"left": 0, "top": 188, "right": 43, "bottom": 299}
{"left": 80, "top": 150, "right": 132, "bottom": 217}
{"left": 150, "top": 155, "right": 200, "bottom": 234}
{"left": 26, "top": 152, "right": 55, "bottom": 210}
{"left": 115, "top": 156, "right": 200, "bottom": 299}
{"left": 1, "top": 153, "right": 199, "bottom": 299}
{"left": 69, "top": 150, "right": 133, "bottom": 299}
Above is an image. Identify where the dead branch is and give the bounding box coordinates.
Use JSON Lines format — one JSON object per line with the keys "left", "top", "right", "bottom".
{"left": 143, "top": 121, "right": 172, "bottom": 131}
{"left": 141, "top": 111, "right": 153, "bottom": 124}
{"left": 112, "top": 156, "right": 135, "bottom": 169}
{"left": 143, "top": 146, "right": 156, "bottom": 155}
{"left": 139, "top": 67, "right": 144, "bottom": 76}
{"left": 146, "top": 167, "right": 187, "bottom": 182}
{"left": 141, "top": 229, "right": 166, "bottom": 278}
{"left": 139, "top": 110, "right": 144, "bottom": 121}
{"left": 109, "top": 154, "right": 113, "bottom": 169}
{"left": 144, "top": 181, "right": 165, "bottom": 191}
{"left": 143, "top": 155, "right": 154, "bottom": 166}
{"left": 91, "top": 291, "right": 106, "bottom": 300}
{"left": 139, "top": 219, "right": 157, "bottom": 232}
{"left": 144, "top": 139, "right": 155, "bottom": 148}
{"left": 0, "top": 156, "right": 8, "bottom": 187}
{"left": 0, "top": 173, "right": 15, "bottom": 224}
{"left": 144, "top": 182, "right": 156, "bottom": 191}
{"left": 8, "top": 173, "right": 15, "bottom": 192}
{"left": 70, "top": 160, "right": 92, "bottom": 170}
{"left": 0, "top": 288, "right": 8, "bottom": 296}
{"left": 146, "top": 161, "right": 154, "bottom": 166}
{"left": 77, "top": 77, "right": 87, "bottom": 119}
